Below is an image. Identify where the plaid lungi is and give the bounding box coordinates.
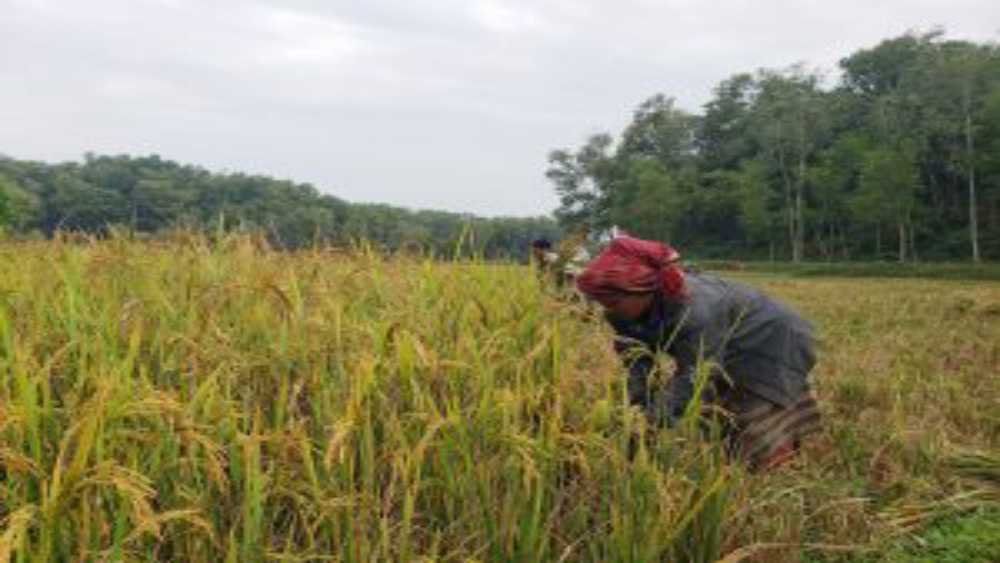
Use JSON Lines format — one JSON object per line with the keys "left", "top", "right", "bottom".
{"left": 719, "top": 390, "right": 821, "bottom": 470}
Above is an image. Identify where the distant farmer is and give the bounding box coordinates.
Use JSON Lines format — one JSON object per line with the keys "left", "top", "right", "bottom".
{"left": 530, "top": 238, "right": 559, "bottom": 275}
{"left": 530, "top": 237, "right": 591, "bottom": 291}
{"left": 576, "top": 236, "right": 820, "bottom": 470}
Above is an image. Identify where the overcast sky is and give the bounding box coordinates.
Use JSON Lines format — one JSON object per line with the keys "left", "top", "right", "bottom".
{"left": 2, "top": 1, "right": 998, "bottom": 216}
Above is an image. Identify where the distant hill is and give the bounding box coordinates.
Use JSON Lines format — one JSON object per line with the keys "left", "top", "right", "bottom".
{"left": 0, "top": 153, "right": 559, "bottom": 259}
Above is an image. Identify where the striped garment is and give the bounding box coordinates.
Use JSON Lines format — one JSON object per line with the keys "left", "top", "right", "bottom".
{"left": 718, "top": 390, "right": 822, "bottom": 471}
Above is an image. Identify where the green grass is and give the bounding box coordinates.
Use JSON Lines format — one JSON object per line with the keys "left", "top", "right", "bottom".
{"left": 0, "top": 233, "right": 998, "bottom": 561}
{"left": 694, "top": 259, "right": 1000, "bottom": 281}
{"left": 880, "top": 508, "right": 1000, "bottom": 562}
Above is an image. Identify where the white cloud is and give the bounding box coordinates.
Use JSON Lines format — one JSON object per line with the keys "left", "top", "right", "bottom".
{"left": 468, "top": 0, "right": 551, "bottom": 34}
{"left": 252, "top": 8, "right": 368, "bottom": 65}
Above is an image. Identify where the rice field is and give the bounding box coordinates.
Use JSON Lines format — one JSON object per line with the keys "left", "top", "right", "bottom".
{"left": 1, "top": 234, "right": 998, "bottom": 562}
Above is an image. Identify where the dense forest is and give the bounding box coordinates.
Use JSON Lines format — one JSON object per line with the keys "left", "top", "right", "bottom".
{"left": 547, "top": 31, "right": 1000, "bottom": 261}
{"left": 0, "top": 153, "right": 559, "bottom": 259}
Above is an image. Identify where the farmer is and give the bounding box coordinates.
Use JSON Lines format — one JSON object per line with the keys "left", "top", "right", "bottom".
{"left": 576, "top": 236, "right": 820, "bottom": 470}
{"left": 530, "top": 238, "right": 591, "bottom": 290}
{"left": 530, "top": 238, "right": 560, "bottom": 276}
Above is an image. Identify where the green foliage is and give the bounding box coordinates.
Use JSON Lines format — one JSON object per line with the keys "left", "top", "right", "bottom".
{"left": 0, "top": 154, "right": 559, "bottom": 258}
{"left": 733, "top": 159, "right": 778, "bottom": 245}
{"left": 546, "top": 31, "right": 1000, "bottom": 262}
{"left": 546, "top": 134, "right": 617, "bottom": 231}
{"left": 693, "top": 259, "right": 1000, "bottom": 281}
{"left": 855, "top": 145, "right": 920, "bottom": 226}
{"left": 609, "top": 159, "right": 678, "bottom": 242}
{"left": 0, "top": 176, "right": 11, "bottom": 227}
{"left": 839, "top": 31, "right": 941, "bottom": 97}
{"left": 619, "top": 95, "right": 699, "bottom": 169}
{"left": 882, "top": 509, "right": 1000, "bottom": 562}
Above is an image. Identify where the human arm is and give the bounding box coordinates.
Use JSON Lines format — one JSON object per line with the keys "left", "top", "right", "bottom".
{"left": 658, "top": 309, "right": 730, "bottom": 426}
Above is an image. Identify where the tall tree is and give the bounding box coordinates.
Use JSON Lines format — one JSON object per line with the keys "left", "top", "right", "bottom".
{"left": 546, "top": 134, "right": 617, "bottom": 232}
{"left": 697, "top": 73, "right": 757, "bottom": 171}
{"left": 608, "top": 159, "right": 679, "bottom": 242}
{"left": 808, "top": 133, "right": 869, "bottom": 260}
{"left": 856, "top": 143, "right": 922, "bottom": 261}
{"left": 731, "top": 159, "right": 781, "bottom": 258}
{"left": 922, "top": 41, "right": 1000, "bottom": 262}
{"left": 750, "top": 67, "right": 831, "bottom": 262}
{"left": 618, "top": 95, "right": 699, "bottom": 170}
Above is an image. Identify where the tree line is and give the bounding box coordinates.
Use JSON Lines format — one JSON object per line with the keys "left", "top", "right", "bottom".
{"left": 0, "top": 153, "right": 559, "bottom": 259}
{"left": 547, "top": 31, "right": 1000, "bottom": 262}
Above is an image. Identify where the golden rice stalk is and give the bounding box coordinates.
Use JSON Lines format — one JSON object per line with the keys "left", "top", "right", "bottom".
{"left": 0, "top": 506, "right": 37, "bottom": 563}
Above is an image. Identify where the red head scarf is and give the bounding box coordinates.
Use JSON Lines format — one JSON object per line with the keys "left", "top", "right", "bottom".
{"left": 575, "top": 236, "right": 685, "bottom": 305}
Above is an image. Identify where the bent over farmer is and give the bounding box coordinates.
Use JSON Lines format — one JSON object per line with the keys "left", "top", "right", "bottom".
{"left": 576, "top": 236, "right": 820, "bottom": 470}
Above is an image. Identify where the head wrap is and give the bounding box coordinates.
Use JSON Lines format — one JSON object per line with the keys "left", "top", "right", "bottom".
{"left": 575, "top": 236, "right": 685, "bottom": 305}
